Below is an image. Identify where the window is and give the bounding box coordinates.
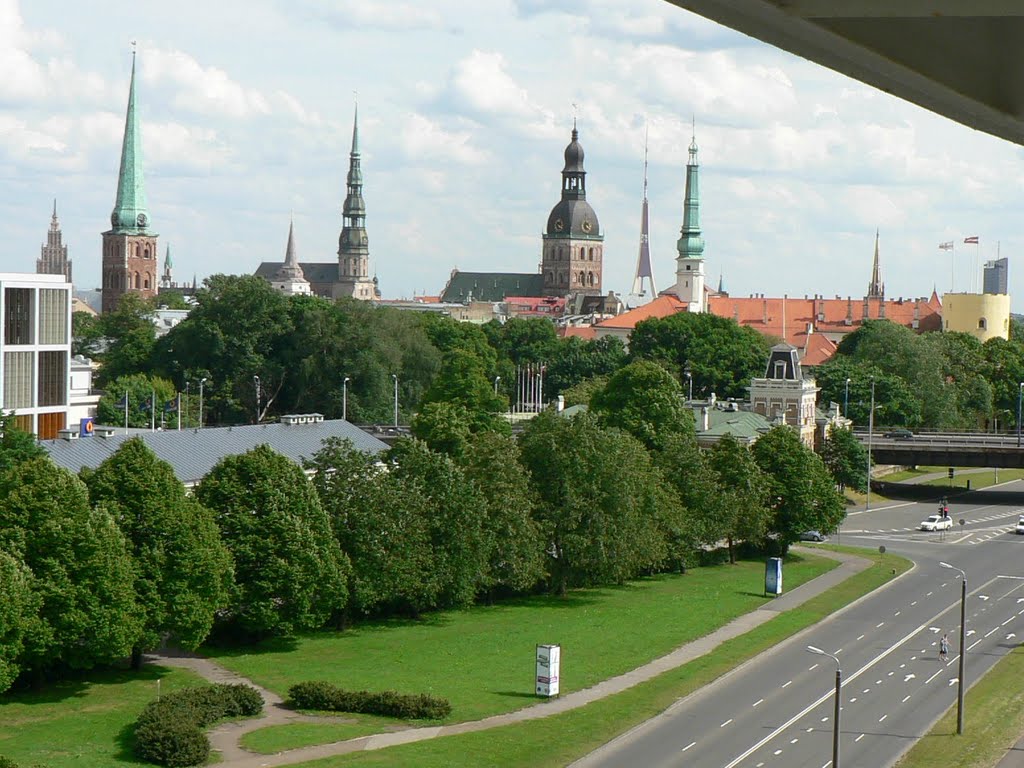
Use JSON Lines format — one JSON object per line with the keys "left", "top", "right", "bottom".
{"left": 4, "top": 288, "right": 33, "bottom": 344}
{"left": 39, "top": 288, "right": 68, "bottom": 345}
{"left": 978, "top": 317, "right": 988, "bottom": 330}
{"left": 38, "top": 351, "right": 67, "bottom": 407}
{"left": 4, "top": 351, "right": 33, "bottom": 408}
{"left": 588, "top": 248, "right": 594, "bottom": 261}
{"left": 134, "top": 272, "right": 141, "bottom": 289}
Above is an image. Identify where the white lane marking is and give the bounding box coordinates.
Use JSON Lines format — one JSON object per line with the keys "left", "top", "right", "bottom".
{"left": 877, "top": 622, "right": 885, "bottom": 628}
{"left": 902, "top": 695, "right": 911, "bottom": 702}
{"left": 682, "top": 742, "right": 695, "bottom": 752}
{"left": 904, "top": 673, "right": 916, "bottom": 682}
{"left": 855, "top": 734, "right": 865, "bottom": 742}
{"left": 849, "top": 697, "right": 857, "bottom": 702}
{"left": 721, "top": 718, "right": 733, "bottom": 727}
{"left": 857, "top": 634, "right": 865, "bottom": 641}
{"left": 911, "top": 601, "right": 918, "bottom": 606}
{"left": 948, "top": 678, "right": 958, "bottom": 687}
{"left": 895, "top": 611, "right": 901, "bottom": 616}
{"left": 809, "top": 663, "right": 819, "bottom": 671}
{"left": 1002, "top": 617, "right": 1015, "bottom": 626}
{"left": 782, "top": 681, "right": 792, "bottom": 688}
{"left": 774, "top": 749, "right": 782, "bottom": 755}
{"left": 790, "top": 738, "right": 799, "bottom": 744}
{"left": 969, "top": 639, "right": 983, "bottom": 651}
{"left": 753, "top": 698, "right": 764, "bottom": 707}
{"left": 967, "top": 630, "right": 977, "bottom": 636}
{"left": 980, "top": 595, "right": 990, "bottom": 601}
{"left": 879, "top": 714, "right": 888, "bottom": 722}
{"left": 985, "top": 627, "right": 998, "bottom": 638}
{"left": 925, "top": 666, "right": 946, "bottom": 685}
{"left": 927, "top": 592, "right": 934, "bottom": 597}
{"left": 834, "top": 648, "right": 843, "bottom": 655}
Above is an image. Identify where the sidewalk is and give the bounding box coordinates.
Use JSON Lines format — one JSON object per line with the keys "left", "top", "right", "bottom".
{"left": 147, "top": 547, "right": 873, "bottom": 767}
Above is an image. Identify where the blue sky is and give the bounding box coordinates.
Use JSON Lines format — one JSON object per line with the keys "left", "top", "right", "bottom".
{"left": 2, "top": 0, "right": 1022, "bottom": 306}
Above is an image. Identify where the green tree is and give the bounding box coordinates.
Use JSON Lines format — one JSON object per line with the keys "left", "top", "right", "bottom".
{"left": 820, "top": 427, "right": 868, "bottom": 492}
{"left": 95, "top": 293, "right": 159, "bottom": 386}
{"left": 71, "top": 311, "right": 104, "bottom": 358}
{"left": 194, "top": 445, "right": 348, "bottom": 638}
{"left": 545, "top": 336, "right": 627, "bottom": 397}
{"left": 85, "top": 439, "right": 233, "bottom": 667}
{"left": 482, "top": 317, "right": 560, "bottom": 366}
{"left": 97, "top": 374, "right": 179, "bottom": 429}
{"left": 458, "top": 431, "right": 544, "bottom": 596}
{"left": 707, "top": 434, "right": 771, "bottom": 563}
{"left": 0, "top": 458, "right": 139, "bottom": 680}
{"left": 983, "top": 336, "right": 1024, "bottom": 430}
{"left": 0, "top": 412, "right": 45, "bottom": 475}
{"left": 420, "top": 349, "right": 508, "bottom": 434}
{"left": 590, "top": 360, "right": 692, "bottom": 450}
{"left": 751, "top": 427, "right": 845, "bottom": 552}
{"left": 560, "top": 375, "right": 610, "bottom": 408}
{"left": 655, "top": 431, "right": 718, "bottom": 559}
{"left": 411, "top": 401, "right": 473, "bottom": 457}
{"left": 519, "top": 412, "right": 671, "bottom": 594}
{"left": 0, "top": 551, "right": 36, "bottom": 692}
{"left": 628, "top": 312, "right": 771, "bottom": 400}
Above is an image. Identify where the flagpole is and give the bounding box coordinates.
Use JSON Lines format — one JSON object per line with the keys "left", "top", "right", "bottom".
{"left": 150, "top": 387, "right": 155, "bottom": 432}
{"left": 177, "top": 393, "right": 182, "bottom": 431}
{"left": 124, "top": 390, "right": 129, "bottom": 434}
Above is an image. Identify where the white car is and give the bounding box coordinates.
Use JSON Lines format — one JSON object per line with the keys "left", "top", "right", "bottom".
{"left": 920, "top": 515, "right": 953, "bottom": 532}
{"left": 1015, "top": 517, "right": 1024, "bottom": 535}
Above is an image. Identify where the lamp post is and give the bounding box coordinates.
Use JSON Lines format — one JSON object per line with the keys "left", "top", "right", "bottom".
{"left": 392, "top": 374, "right": 399, "bottom": 427}
{"left": 199, "top": 377, "right": 207, "bottom": 429}
{"left": 342, "top": 376, "right": 350, "bottom": 421}
{"left": 184, "top": 381, "right": 190, "bottom": 428}
{"left": 866, "top": 377, "right": 875, "bottom": 511}
{"left": 940, "top": 561, "right": 968, "bottom": 735}
{"left": 807, "top": 645, "right": 841, "bottom": 768}
{"left": 494, "top": 375, "right": 501, "bottom": 396}
{"left": 253, "top": 375, "right": 261, "bottom": 424}
{"left": 684, "top": 363, "right": 693, "bottom": 402}
{"left": 1017, "top": 382, "right": 1023, "bottom": 447}
{"left": 844, "top": 377, "right": 851, "bottom": 418}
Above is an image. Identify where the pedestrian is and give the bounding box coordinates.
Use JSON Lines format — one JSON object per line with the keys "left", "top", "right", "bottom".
{"left": 939, "top": 633, "right": 949, "bottom": 662}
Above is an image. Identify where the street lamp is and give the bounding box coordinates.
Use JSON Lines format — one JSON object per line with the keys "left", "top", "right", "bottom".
{"left": 866, "top": 377, "right": 875, "bottom": 511}
{"left": 184, "top": 381, "right": 190, "bottom": 429}
{"left": 1017, "top": 382, "right": 1023, "bottom": 447}
{"left": 844, "top": 377, "right": 851, "bottom": 419}
{"left": 199, "top": 377, "right": 207, "bottom": 429}
{"left": 392, "top": 374, "right": 399, "bottom": 427}
{"left": 494, "top": 375, "right": 501, "bottom": 396}
{"left": 342, "top": 376, "right": 350, "bottom": 421}
{"left": 253, "top": 375, "right": 261, "bottom": 424}
{"left": 940, "top": 561, "right": 968, "bottom": 735}
{"left": 807, "top": 645, "right": 841, "bottom": 768}
{"left": 684, "top": 363, "right": 693, "bottom": 402}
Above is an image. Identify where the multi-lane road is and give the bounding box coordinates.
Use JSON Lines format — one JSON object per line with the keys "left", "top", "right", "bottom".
{"left": 574, "top": 481, "right": 1024, "bottom": 768}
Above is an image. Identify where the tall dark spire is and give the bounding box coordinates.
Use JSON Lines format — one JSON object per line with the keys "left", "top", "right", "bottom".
{"left": 867, "top": 229, "right": 884, "bottom": 298}
{"left": 631, "top": 126, "right": 656, "bottom": 298}
{"left": 337, "top": 103, "right": 375, "bottom": 299}
{"left": 38, "top": 199, "right": 72, "bottom": 282}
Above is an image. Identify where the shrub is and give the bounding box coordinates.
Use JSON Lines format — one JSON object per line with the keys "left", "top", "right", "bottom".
{"left": 134, "top": 683, "right": 263, "bottom": 766}
{"left": 0, "top": 758, "right": 19, "bottom": 768}
{"left": 288, "top": 680, "right": 451, "bottom": 719}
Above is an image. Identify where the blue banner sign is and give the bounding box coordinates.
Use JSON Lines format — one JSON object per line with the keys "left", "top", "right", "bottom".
{"left": 765, "top": 557, "right": 783, "bottom": 596}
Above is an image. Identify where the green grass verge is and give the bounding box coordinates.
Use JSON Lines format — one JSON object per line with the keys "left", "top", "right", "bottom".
{"left": 241, "top": 718, "right": 398, "bottom": 755}
{"left": 0, "top": 665, "right": 207, "bottom": 768}
{"left": 206, "top": 554, "right": 834, "bottom": 725}
{"left": 895, "top": 645, "right": 1024, "bottom": 768}
{"left": 277, "top": 547, "right": 910, "bottom": 767}
{"left": 921, "top": 468, "right": 1024, "bottom": 491}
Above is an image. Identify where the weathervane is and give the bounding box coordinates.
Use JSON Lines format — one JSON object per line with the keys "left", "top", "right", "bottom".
{"left": 572, "top": 102, "right": 578, "bottom": 129}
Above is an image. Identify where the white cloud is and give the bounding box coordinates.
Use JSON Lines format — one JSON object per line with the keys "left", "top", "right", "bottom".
{"left": 450, "top": 50, "right": 532, "bottom": 117}
{"left": 142, "top": 48, "right": 271, "bottom": 119}
{"left": 401, "top": 113, "right": 488, "bottom": 165}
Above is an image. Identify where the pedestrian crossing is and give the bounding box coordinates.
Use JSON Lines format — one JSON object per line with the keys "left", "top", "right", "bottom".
{"left": 844, "top": 509, "right": 1024, "bottom": 545}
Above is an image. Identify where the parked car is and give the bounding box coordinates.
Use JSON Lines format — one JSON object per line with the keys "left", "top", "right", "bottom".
{"left": 1015, "top": 516, "right": 1024, "bottom": 535}
{"left": 920, "top": 514, "right": 953, "bottom": 531}
{"left": 884, "top": 428, "right": 913, "bottom": 440}
{"left": 799, "top": 530, "right": 827, "bottom": 542}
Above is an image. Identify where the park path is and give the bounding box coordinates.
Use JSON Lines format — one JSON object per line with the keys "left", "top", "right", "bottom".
{"left": 147, "top": 547, "right": 871, "bottom": 767}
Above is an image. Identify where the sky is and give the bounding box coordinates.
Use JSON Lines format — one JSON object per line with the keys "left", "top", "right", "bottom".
{"left": 3, "top": 0, "right": 1024, "bottom": 307}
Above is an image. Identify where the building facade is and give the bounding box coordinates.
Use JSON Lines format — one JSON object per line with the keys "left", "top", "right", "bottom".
{"left": 983, "top": 257, "right": 1008, "bottom": 295}
{"left": 38, "top": 201, "right": 72, "bottom": 283}
{"left": 748, "top": 343, "right": 820, "bottom": 447}
{"left": 0, "top": 273, "right": 72, "bottom": 439}
{"left": 942, "top": 291, "right": 1011, "bottom": 341}
{"left": 101, "top": 52, "right": 159, "bottom": 314}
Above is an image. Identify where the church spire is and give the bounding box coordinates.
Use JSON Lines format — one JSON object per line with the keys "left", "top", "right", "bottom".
{"left": 337, "top": 103, "right": 374, "bottom": 299}
{"left": 109, "top": 47, "right": 152, "bottom": 234}
{"left": 671, "top": 122, "right": 707, "bottom": 312}
{"left": 867, "top": 228, "right": 884, "bottom": 299}
{"left": 161, "top": 243, "right": 173, "bottom": 287}
{"left": 631, "top": 126, "right": 656, "bottom": 299}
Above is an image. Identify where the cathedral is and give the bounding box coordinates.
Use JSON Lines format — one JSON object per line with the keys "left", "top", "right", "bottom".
{"left": 255, "top": 108, "right": 379, "bottom": 300}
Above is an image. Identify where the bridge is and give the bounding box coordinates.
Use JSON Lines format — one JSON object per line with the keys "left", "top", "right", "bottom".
{"left": 854, "top": 431, "right": 1024, "bottom": 469}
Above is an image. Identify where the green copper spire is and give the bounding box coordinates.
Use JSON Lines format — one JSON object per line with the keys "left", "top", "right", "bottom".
{"left": 676, "top": 132, "right": 705, "bottom": 260}
{"left": 109, "top": 50, "right": 153, "bottom": 234}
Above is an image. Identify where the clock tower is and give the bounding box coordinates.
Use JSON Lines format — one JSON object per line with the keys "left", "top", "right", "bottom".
{"left": 102, "top": 51, "right": 158, "bottom": 314}
{"left": 541, "top": 122, "right": 603, "bottom": 298}
{"left": 335, "top": 106, "right": 377, "bottom": 300}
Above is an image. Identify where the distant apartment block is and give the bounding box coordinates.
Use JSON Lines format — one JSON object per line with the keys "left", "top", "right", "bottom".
{"left": 983, "top": 257, "right": 1008, "bottom": 295}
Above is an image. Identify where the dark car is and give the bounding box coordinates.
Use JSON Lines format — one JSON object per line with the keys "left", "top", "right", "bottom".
{"left": 883, "top": 428, "right": 913, "bottom": 440}
{"left": 799, "top": 530, "right": 827, "bottom": 542}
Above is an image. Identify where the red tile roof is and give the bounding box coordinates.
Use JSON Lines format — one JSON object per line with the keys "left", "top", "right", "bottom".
{"left": 593, "top": 294, "right": 689, "bottom": 330}
{"left": 560, "top": 325, "right": 597, "bottom": 340}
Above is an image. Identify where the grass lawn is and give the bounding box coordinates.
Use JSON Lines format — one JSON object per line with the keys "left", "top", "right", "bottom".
{"left": 921, "top": 468, "right": 1024, "bottom": 491}
{"left": 0, "top": 665, "right": 207, "bottom": 768}
{"left": 895, "top": 644, "right": 1024, "bottom": 768}
{"left": 277, "top": 546, "right": 910, "bottom": 767}
{"left": 206, "top": 554, "right": 835, "bottom": 727}
{"left": 241, "top": 717, "right": 398, "bottom": 754}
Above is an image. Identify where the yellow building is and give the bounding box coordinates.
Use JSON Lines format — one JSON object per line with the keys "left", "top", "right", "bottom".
{"left": 941, "top": 292, "right": 1011, "bottom": 341}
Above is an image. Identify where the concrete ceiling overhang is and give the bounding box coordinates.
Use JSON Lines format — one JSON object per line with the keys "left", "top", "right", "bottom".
{"left": 666, "top": 1, "right": 1024, "bottom": 146}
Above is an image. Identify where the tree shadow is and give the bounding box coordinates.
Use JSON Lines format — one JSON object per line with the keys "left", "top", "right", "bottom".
{"left": 5, "top": 663, "right": 173, "bottom": 707}
{"left": 492, "top": 690, "right": 542, "bottom": 700}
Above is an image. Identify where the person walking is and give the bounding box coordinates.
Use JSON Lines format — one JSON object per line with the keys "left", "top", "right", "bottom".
{"left": 939, "top": 633, "right": 950, "bottom": 662}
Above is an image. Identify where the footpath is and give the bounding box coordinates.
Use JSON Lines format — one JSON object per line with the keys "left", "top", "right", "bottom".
{"left": 147, "top": 547, "right": 871, "bottom": 768}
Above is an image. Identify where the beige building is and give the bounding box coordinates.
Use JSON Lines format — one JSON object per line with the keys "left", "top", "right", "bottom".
{"left": 748, "top": 343, "right": 819, "bottom": 447}
{"left": 942, "top": 292, "right": 1011, "bottom": 342}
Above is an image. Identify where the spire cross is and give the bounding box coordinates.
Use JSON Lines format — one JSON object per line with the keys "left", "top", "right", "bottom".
{"left": 572, "top": 102, "right": 578, "bottom": 129}
{"left": 131, "top": 40, "right": 137, "bottom": 57}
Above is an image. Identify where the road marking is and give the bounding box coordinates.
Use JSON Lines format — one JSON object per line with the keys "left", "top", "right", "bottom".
{"left": 925, "top": 667, "right": 946, "bottom": 685}
{"left": 1002, "top": 617, "right": 1015, "bottom": 626}
{"left": 911, "top": 601, "right": 918, "bottom": 606}
{"left": 782, "top": 681, "right": 792, "bottom": 688}
{"left": 985, "top": 627, "right": 998, "bottom": 638}
{"left": 855, "top": 734, "right": 865, "bottom": 742}
{"left": 773, "top": 749, "right": 782, "bottom": 755}
{"left": 753, "top": 698, "right": 763, "bottom": 707}
{"left": 879, "top": 714, "right": 888, "bottom": 722}
{"left": 809, "top": 664, "right": 819, "bottom": 671}
{"left": 720, "top": 718, "right": 733, "bottom": 727}
{"left": 895, "top": 611, "right": 901, "bottom": 616}
{"left": 682, "top": 742, "right": 695, "bottom": 752}
{"left": 927, "top": 592, "right": 934, "bottom": 597}
{"left": 904, "top": 673, "right": 916, "bottom": 682}
{"left": 856, "top": 634, "right": 865, "bottom": 641}
{"left": 790, "top": 738, "right": 799, "bottom": 744}
{"left": 902, "top": 695, "right": 911, "bottom": 702}
{"left": 877, "top": 622, "right": 885, "bottom": 628}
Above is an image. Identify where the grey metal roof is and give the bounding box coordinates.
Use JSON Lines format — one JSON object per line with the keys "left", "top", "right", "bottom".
{"left": 256, "top": 261, "right": 339, "bottom": 285}
{"left": 440, "top": 271, "right": 545, "bottom": 303}
{"left": 41, "top": 418, "right": 388, "bottom": 485}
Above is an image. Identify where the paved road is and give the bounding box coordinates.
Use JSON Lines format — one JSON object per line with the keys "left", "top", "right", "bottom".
{"left": 573, "top": 483, "right": 1024, "bottom": 768}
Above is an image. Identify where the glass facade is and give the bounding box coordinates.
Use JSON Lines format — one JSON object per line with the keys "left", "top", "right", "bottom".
{"left": 4, "top": 351, "right": 34, "bottom": 409}
{"left": 4, "top": 288, "right": 33, "bottom": 344}
{"left": 39, "top": 288, "right": 69, "bottom": 345}
{"left": 38, "top": 351, "right": 67, "bottom": 407}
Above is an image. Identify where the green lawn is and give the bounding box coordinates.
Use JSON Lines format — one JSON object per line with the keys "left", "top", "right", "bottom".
{"left": 279, "top": 546, "right": 910, "bottom": 767}
{"left": 0, "top": 665, "right": 206, "bottom": 767}
{"left": 921, "top": 467, "right": 1024, "bottom": 491}
{"left": 206, "top": 554, "right": 834, "bottom": 725}
{"left": 895, "top": 644, "right": 1024, "bottom": 768}
{"left": 241, "top": 717, "right": 399, "bottom": 755}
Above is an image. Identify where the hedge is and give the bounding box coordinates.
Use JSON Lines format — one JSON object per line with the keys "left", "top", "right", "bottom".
{"left": 134, "top": 683, "right": 263, "bottom": 766}
{"left": 288, "top": 680, "right": 451, "bottom": 719}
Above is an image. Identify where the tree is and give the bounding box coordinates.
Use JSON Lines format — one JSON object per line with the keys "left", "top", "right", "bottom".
{"left": 707, "top": 434, "right": 771, "bottom": 563}
{"left": 0, "top": 551, "right": 36, "bottom": 692}
{"left": 96, "top": 374, "right": 179, "bottom": 429}
{"left": 419, "top": 348, "right": 508, "bottom": 434}
{"left": 411, "top": 401, "right": 473, "bottom": 457}
{"left": 590, "top": 360, "right": 692, "bottom": 450}
{"left": 482, "top": 317, "right": 560, "bottom": 367}
{"left": 655, "top": 431, "right": 719, "bottom": 559}
{"left": 544, "top": 336, "right": 627, "bottom": 397}
{"left": 0, "top": 458, "right": 139, "bottom": 681}
{"left": 628, "top": 312, "right": 771, "bottom": 400}
{"left": 95, "top": 293, "right": 159, "bottom": 386}
{"left": 751, "top": 427, "right": 845, "bottom": 552}
{"left": 0, "top": 412, "right": 45, "bottom": 475}
{"left": 194, "top": 445, "right": 348, "bottom": 638}
{"left": 820, "top": 427, "right": 868, "bottom": 492}
{"left": 85, "top": 438, "right": 233, "bottom": 667}
{"left": 519, "top": 411, "right": 673, "bottom": 594}
{"left": 560, "top": 374, "right": 610, "bottom": 408}
{"left": 72, "top": 311, "right": 104, "bottom": 358}
{"left": 983, "top": 336, "right": 1024, "bottom": 430}
{"left": 307, "top": 438, "right": 445, "bottom": 619}
{"left": 458, "top": 431, "right": 544, "bottom": 596}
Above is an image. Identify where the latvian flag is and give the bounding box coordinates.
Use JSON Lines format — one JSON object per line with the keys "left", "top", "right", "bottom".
{"left": 938, "top": 241, "right": 954, "bottom": 251}
{"left": 964, "top": 236, "right": 979, "bottom": 244}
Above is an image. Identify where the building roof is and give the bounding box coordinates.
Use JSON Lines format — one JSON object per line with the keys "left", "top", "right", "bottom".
{"left": 440, "top": 270, "right": 545, "bottom": 303}
{"left": 41, "top": 417, "right": 388, "bottom": 486}
{"left": 800, "top": 332, "right": 838, "bottom": 367}
{"left": 594, "top": 293, "right": 688, "bottom": 330}
{"left": 698, "top": 407, "right": 773, "bottom": 442}
{"left": 256, "top": 261, "right": 339, "bottom": 285}
{"left": 108, "top": 52, "right": 153, "bottom": 236}
{"left": 560, "top": 325, "right": 597, "bottom": 340}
